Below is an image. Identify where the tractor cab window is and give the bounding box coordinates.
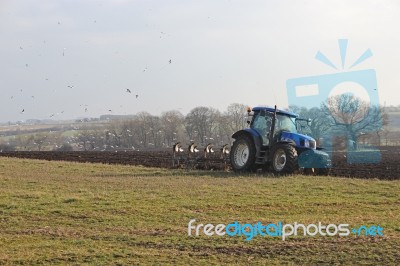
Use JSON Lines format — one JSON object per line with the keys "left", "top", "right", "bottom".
{"left": 275, "top": 114, "right": 297, "bottom": 133}
{"left": 251, "top": 111, "right": 272, "bottom": 145}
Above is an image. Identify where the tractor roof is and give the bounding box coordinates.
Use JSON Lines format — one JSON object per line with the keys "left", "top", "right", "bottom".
{"left": 252, "top": 107, "right": 298, "bottom": 118}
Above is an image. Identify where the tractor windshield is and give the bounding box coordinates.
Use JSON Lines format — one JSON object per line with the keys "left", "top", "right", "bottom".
{"left": 275, "top": 114, "right": 297, "bottom": 133}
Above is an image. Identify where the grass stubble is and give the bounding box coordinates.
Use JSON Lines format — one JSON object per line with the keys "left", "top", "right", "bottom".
{"left": 0, "top": 157, "right": 399, "bottom": 265}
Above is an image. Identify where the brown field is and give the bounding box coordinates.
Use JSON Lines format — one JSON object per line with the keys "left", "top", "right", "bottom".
{"left": 0, "top": 146, "right": 399, "bottom": 179}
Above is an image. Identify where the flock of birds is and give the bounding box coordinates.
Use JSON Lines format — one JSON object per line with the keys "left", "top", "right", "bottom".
{"left": 15, "top": 30, "right": 173, "bottom": 119}
{"left": 11, "top": 58, "right": 172, "bottom": 118}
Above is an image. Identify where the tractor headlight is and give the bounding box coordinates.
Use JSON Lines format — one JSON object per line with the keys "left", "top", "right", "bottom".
{"left": 304, "top": 139, "right": 310, "bottom": 148}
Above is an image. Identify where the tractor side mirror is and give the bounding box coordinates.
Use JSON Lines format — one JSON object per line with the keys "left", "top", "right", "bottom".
{"left": 246, "top": 109, "right": 254, "bottom": 126}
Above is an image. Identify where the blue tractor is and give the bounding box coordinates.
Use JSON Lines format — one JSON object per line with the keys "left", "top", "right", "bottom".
{"left": 230, "top": 106, "right": 331, "bottom": 175}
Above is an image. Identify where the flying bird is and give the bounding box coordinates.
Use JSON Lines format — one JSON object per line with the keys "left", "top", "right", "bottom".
{"left": 135, "top": 94, "right": 139, "bottom": 99}
{"left": 21, "top": 109, "right": 25, "bottom": 113}
{"left": 126, "top": 89, "right": 131, "bottom": 93}
{"left": 169, "top": 59, "right": 172, "bottom": 64}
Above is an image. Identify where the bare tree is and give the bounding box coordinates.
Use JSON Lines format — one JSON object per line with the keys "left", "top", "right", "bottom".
{"left": 289, "top": 105, "right": 331, "bottom": 143}
{"left": 76, "top": 127, "right": 98, "bottom": 151}
{"left": 161, "top": 110, "right": 184, "bottom": 147}
{"left": 146, "top": 115, "right": 162, "bottom": 148}
{"left": 119, "top": 119, "right": 139, "bottom": 150}
{"left": 0, "top": 142, "right": 16, "bottom": 151}
{"left": 224, "top": 103, "right": 248, "bottom": 133}
{"left": 15, "top": 134, "right": 34, "bottom": 150}
{"left": 213, "top": 114, "right": 233, "bottom": 146}
{"left": 321, "top": 94, "right": 385, "bottom": 149}
{"left": 185, "top": 107, "right": 220, "bottom": 145}
{"left": 134, "top": 112, "right": 153, "bottom": 149}
{"left": 33, "top": 133, "right": 48, "bottom": 151}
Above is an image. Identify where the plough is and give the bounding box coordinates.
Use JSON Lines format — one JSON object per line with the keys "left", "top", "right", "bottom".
{"left": 172, "top": 142, "right": 230, "bottom": 170}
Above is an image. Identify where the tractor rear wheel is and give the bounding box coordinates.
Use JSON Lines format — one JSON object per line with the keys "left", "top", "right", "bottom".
{"left": 270, "top": 144, "right": 299, "bottom": 174}
{"left": 230, "top": 134, "right": 256, "bottom": 173}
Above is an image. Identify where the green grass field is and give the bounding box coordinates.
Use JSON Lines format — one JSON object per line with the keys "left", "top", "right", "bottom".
{"left": 0, "top": 158, "right": 399, "bottom": 265}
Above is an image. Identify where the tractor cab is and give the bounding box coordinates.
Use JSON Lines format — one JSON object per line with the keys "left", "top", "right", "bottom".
{"left": 250, "top": 109, "right": 297, "bottom": 145}
{"left": 249, "top": 107, "right": 315, "bottom": 149}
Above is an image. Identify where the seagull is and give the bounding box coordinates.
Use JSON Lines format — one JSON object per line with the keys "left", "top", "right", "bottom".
{"left": 135, "top": 94, "right": 139, "bottom": 99}
{"left": 21, "top": 109, "right": 25, "bottom": 113}
{"left": 126, "top": 89, "right": 131, "bottom": 93}
{"left": 169, "top": 59, "right": 172, "bottom": 64}
{"left": 85, "top": 108, "right": 88, "bottom": 112}
{"left": 67, "top": 85, "right": 74, "bottom": 88}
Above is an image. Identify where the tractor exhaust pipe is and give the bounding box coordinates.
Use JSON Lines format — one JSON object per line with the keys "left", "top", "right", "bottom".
{"left": 269, "top": 105, "right": 277, "bottom": 146}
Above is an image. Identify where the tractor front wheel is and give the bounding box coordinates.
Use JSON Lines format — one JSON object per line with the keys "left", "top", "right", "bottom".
{"left": 230, "top": 134, "right": 256, "bottom": 173}
{"left": 270, "top": 144, "right": 299, "bottom": 174}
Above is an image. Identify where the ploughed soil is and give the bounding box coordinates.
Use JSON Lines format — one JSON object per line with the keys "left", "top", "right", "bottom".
{"left": 0, "top": 146, "right": 399, "bottom": 179}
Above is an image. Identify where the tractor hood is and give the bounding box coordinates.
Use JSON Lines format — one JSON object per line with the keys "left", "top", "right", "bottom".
{"left": 279, "top": 131, "right": 317, "bottom": 149}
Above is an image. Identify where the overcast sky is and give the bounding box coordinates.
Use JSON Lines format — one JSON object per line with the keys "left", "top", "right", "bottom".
{"left": 1, "top": 0, "right": 399, "bottom": 122}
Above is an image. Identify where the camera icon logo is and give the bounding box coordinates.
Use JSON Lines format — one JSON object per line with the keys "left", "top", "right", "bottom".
{"left": 286, "top": 39, "right": 382, "bottom": 164}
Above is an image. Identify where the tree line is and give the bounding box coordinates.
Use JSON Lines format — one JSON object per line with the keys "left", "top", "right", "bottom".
{"left": 73, "top": 103, "right": 249, "bottom": 151}
{"left": 0, "top": 96, "right": 396, "bottom": 152}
